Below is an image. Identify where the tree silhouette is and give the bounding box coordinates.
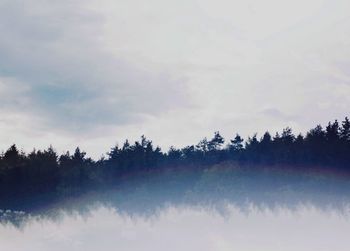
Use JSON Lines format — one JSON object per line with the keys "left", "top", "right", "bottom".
{"left": 0, "top": 117, "right": 350, "bottom": 204}
{"left": 229, "top": 134, "right": 244, "bottom": 154}
{"left": 208, "top": 131, "right": 225, "bottom": 151}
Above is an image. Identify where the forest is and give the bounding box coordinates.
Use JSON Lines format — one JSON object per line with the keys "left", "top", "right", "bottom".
{"left": 0, "top": 117, "right": 350, "bottom": 202}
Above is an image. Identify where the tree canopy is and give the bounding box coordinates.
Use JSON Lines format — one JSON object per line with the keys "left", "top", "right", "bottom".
{"left": 1, "top": 117, "right": 350, "bottom": 203}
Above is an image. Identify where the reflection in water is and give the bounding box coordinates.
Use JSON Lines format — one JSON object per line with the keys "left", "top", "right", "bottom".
{"left": 1, "top": 166, "right": 350, "bottom": 250}
{"left": 1, "top": 205, "right": 350, "bottom": 251}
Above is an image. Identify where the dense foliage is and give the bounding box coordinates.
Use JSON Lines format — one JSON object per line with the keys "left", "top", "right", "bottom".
{"left": 1, "top": 117, "right": 350, "bottom": 201}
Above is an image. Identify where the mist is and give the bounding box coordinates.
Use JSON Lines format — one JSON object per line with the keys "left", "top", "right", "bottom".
{"left": 1, "top": 165, "right": 350, "bottom": 251}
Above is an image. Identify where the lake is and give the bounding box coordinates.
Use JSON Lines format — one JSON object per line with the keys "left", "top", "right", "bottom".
{"left": 1, "top": 166, "right": 350, "bottom": 251}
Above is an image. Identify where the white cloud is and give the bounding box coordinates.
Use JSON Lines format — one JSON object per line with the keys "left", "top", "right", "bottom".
{"left": 0, "top": 0, "right": 350, "bottom": 157}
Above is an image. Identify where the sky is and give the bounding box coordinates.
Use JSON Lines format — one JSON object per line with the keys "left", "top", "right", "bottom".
{"left": 0, "top": 0, "right": 350, "bottom": 158}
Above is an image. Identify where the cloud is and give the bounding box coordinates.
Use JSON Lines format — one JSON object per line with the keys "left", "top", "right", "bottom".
{"left": 1, "top": 0, "right": 350, "bottom": 157}
{"left": 0, "top": 0, "right": 189, "bottom": 133}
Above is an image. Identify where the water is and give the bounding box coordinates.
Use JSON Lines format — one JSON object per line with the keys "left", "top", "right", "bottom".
{"left": 1, "top": 166, "right": 350, "bottom": 250}
{"left": 1, "top": 204, "right": 350, "bottom": 251}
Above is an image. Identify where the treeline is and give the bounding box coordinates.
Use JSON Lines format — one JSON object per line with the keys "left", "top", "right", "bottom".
{"left": 0, "top": 117, "right": 350, "bottom": 199}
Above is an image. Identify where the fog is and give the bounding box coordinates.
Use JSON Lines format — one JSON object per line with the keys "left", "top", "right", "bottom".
{"left": 1, "top": 167, "right": 350, "bottom": 251}
{"left": 1, "top": 204, "right": 350, "bottom": 251}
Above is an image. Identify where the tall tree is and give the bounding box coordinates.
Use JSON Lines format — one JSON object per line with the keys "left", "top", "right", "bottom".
{"left": 208, "top": 131, "right": 225, "bottom": 151}
{"left": 340, "top": 117, "right": 350, "bottom": 141}
{"left": 229, "top": 134, "right": 244, "bottom": 152}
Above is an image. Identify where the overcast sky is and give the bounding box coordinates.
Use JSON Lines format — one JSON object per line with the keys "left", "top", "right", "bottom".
{"left": 0, "top": 0, "right": 350, "bottom": 158}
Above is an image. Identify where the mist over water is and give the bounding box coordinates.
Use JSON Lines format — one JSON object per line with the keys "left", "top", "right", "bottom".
{"left": 2, "top": 205, "right": 350, "bottom": 251}
{"left": 1, "top": 165, "right": 350, "bottom": 251}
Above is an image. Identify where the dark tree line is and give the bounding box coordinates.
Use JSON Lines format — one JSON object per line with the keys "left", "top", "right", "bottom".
{"left": 1, "top": 117, "right": 350, "bottom": 200}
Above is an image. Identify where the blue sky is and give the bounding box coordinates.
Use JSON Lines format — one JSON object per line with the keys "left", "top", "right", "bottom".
{"left": 0, "top": 0, "right": 350, "bottom": 158}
